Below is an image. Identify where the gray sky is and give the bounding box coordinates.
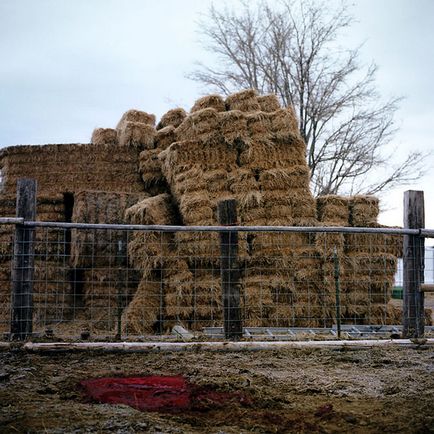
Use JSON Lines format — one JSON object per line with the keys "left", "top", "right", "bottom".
{"left": 1, "top": 0, "right": 433, "bottom": 231}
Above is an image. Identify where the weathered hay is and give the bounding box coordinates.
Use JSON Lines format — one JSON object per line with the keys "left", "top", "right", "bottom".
{"left": 270, "top": 108, "right": 298, "bottom": 139}
{"left": 178, "top": 191, "right": 214, "bottom": 225}
{"left": 239, "top": 136, "right": 306, "bottom": 170}
{"left": 345, "top": 227, "right": 403, "bottom": 258}
{"left": 246, "top": 112, "right": 272, "bottom": 143}
{"left": 317, "top": 195, "right": 350, "bottom": 225}
{"left": 250, "top": 233, "right": 304, "bottom": 261}
{"left": 138, "top": 149, "right": 166, "bottom": 188}
{"left": 91, "top": 128, "right": 117, "bottom": 145}
{"left": 257, "top": 94, "right": 281, "bottom": 112}
{"left": 218, "top": 110, "right": 248, "bottom": 144}
{"left": 242, "top": 278, "right": 274, "bottom": 327}
{"left": 290, "top": 190, "right": 317, "bottom": 220}
{"left": 116, "top": 109, "right": 156, "bottom": 129}
{"left": 31, "top": 261, "right": 71, "bottom": 324}
{"left": 292, "top": 247, "right": 323, "bottom": 283}
{"left": 0, "top": 144, "right": 145, "bottom": 195}
{"left": 83, "top": 267, "right": 140, "bottom": 330}
{"left": 225, "top": 89, "right": 261, "bottom": 112}
{"left": 157, "top": 108, "right": 187, "bottom": 130}
{"left": 175, "top": 108, "right": 221, "bottom": 145}
{"left": 315, "top": 223, "right": 345, "bottom": 256}
{"left": 203, "top": 169, "right": 229, "bottom": 193}
{"left": 117, "top": 121, "right": 156, "bottom": 149}
{"left": 350, "top": 195, "right": 380, "bottom": 226}
{"left": 125, "top": 194, "right": 177, "bottom": 273}
{"left": 259, "top": 167, "right": 310, "bottom": 191}
{"left": 121, "top": 273, "right": 162, "bottom": 335}
{"left": 154, "top": 125, "right": 176, "bottom": 150}
{"left": 70, "top": 191, "right": 149, "bottom": 268}
{"left": 191, "top": 94, "right": 226, "bottom": 113}
{"left": 347, "top": 253, "right": 398, "bottom": 276}
{"left": 171, "top": 171, "right": 207, "bottom": 199}
{"left": 190, "top": 272, "right": 222, "bottom": 324}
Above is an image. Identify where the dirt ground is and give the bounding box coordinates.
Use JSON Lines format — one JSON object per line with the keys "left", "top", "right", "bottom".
{"left": 0, "top": 345, "right": 433, "bottom": 434}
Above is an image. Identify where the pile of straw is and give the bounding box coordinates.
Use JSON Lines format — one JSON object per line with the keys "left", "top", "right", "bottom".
{"left": 257, "top": 94, "right": 281, "bottom": 112}
{"left": 350, "top": 195, "right": 380, "bottom": 226}
{"left": 116, "top": 109, "right": 156, "bottom": 128}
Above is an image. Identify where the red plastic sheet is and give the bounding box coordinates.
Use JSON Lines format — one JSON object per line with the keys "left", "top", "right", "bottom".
{"left": 80, "top": 375, "right": 250, "bottom": 412}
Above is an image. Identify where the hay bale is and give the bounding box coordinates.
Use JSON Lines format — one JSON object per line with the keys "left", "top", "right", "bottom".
{"left": 121, "top": 273, "right": 162, "bottom": 335}
{"left": 139, "top": 149, "right": 166, "bottom": 188}
{"left": 239, "top": 136, "right": 306, "bottom": 170}
{"left": 70, "top": 191, "right": 149, "bottom": 268}
{"left": 91, "top": 128, "right": 118, "bottom": 145}
{"left": 246, "top": 112, "right": 272, "bottom": 142}
{"left": 218, "top": 110, "right": 248, "bottom": 145}
{"left": 83, "top": 267, "right": 140, "bottom": 330}
{"left": 317, "top": 195, "right": 350, "bottom": 225}
{"left": 175, "top": 108, "right": 221, "bottom": 145}
{"left": 203, "top": 169, "right": 229, "bottom": 194}
{"left": 257, "top": 94, "right": 281, "bottom": 112}
{"left": 154, "top": 125, "right": 176, "bottom": 150}
{"left": 315, "top": 225, "right": 345, "bottom": 256}
{"left": 178, "top": 191, "right": 214, "bottom": 225}
{"left": 290, "top": 191, "right": 317, "bottom": 220}
{"left": 191, "top": 94, "right": 225, "bottom": 113}
{"left": 350, "top": 195, "right": 380, "bottom": 226}
{"left": 225, "top": 89, "right": 261, "bottom": 112}
{"left": 125, "top": 193, "right": 176, "bottom": 226}
{"left": 117, "top": 121, "right": 156, "bottom": 149}
{"left": 259, "top": 167, "right": 310, "bottom": 191}
{"left": 269, "top": 108, "right": 298, "bottom": 139}
{"left": 117, "top": 109, "right": 156, "bottom": 129}
{"left": 157, "top": 108, "right": 187, "bottom": 130}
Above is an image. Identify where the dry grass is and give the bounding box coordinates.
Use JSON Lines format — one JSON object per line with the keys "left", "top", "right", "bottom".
{"left": 117, "top": 122, "right": 156, "bottom": 149}
{"left": 91, "top": 128, "right": 117, "bottom": 145}
{"left": 225, "top": 89, "right": 261, "bottom": 112}
{"left": 116, "top": 109, "right": 156, "bottom": 129}
{"left": 191, "top": 94, "right": 225, "bottom": 113}
{"left": 257, "top": 94, "right": 281, "bottom": 112}
{"left": 157, "top": 108, "right": 187, "bottom": 130}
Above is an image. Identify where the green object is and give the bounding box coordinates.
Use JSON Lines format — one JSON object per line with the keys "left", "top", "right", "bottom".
{"left": 392, "top": 287, "right": 403, "bottom": 300}
{"left": 333, "top": 247, "right": 341, "bottom": 338}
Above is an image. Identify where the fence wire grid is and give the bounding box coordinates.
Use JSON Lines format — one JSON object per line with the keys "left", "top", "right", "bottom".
{"left": 0, "top": 220, "right": 433, "bottom": 340}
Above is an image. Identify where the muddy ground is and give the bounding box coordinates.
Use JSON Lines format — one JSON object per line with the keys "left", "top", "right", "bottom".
{"left": 0, "top": 345, "right": 433, "bottom": 433}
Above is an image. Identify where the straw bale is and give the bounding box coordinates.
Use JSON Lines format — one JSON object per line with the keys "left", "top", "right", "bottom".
{"left": 125, "top": 193, "right": 176, "bottom": 226}
{"left": 228, "top": 168, "right": 259, "bottom": 195}
{"left": 261, "top": 190, "right": 292, "bottom": 207}
{"left": 176, "top": 108, "right": 221, "bottom": 144}
{"left": 117, "top": 109, "right": 156, "bottom": 129}
{"left": 117, "top": 121, "right": 156, "bottom": 149}
{"left": 242, "top": 281, "right": 273, "bottom": 327}
{"left": 344, "top": 229, "right": 403, "bottom": 257}
{"left": 218, "top": 110, "right": 248, "bottom": 144}
{"left": 225, "top": 89, "right": 261, "bottom": 112}
{"left": 31, "top": 261, "right": 71, "bottom": 324}
{"left": 246, "top": 112, "right": 272, "bottom": 142}
{"left": 157, "top": 108, "right": 187, "bottom": 130}
{"left": 203, "top": 169, "right": 229, "bottom": 193}
{"left": 290, "top": 191, "right": 317, "bottom": 219}
{"left": 121, "top": 274, "right": 163, "bottom": 334}
{"left": 269, "top": 108, "right": 298, "bottom": 139}
{"left": 251, "top": 232, "right": 305, "bottom": 260}
{"left": 315, "top": 224, "right": 345, "bottom": 256}
{"left": 191, "top": 273, "right": 222, "bottom": 321}
{"left": 236, "top": 191, "right": 263, "bottom": 213}
{"left": 191, "top": 94, "right": 226, "bottom": 113}
{"left": 154, "top": 125, "right": 177, "bottom": 150}
{"left": 350, "top": 195, "right": 380, "bottom": 226}
{"left": 171, "top": 173, "right": 207, "bottom": 199}
{"left": 91, "top": 128, "right": 117, "bottom": 145}
{"left": 138, "top": 149, "right": 166, "bottom": 188}
{"left": 239, "top": 138, "right": 306, "bottom": 170}
{"left": 346, "top": 253, "right": 397, "bottom": 276}
{"left": 70, "top": 191, "right": 150, "bottom": 268}
{"left": 179, "top": 191, "right": 214, "bottom": 225}
{"left": 259, "top": 167, "right": 310, "bottom": 191}
{"left": 257, "top": 94, "right": 281, "bottom": 112}
{"left": 316, "top": 195, "right": 350, "bottom": 224}
{"left": 293, "top": 247, "right": 322, "bottom": 283}
{"left": 245, "top": 256, "right": 296, "bottom": 277}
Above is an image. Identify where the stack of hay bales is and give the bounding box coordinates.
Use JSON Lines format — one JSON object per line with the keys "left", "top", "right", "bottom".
{"left": 122, "top": 193, "right": 198, "bottom": 334}
{"left": 0, "top": 195, "right": 70, "bottom": 329}
{"left": 70, "top": 191, "right": 148, "bottom": 330}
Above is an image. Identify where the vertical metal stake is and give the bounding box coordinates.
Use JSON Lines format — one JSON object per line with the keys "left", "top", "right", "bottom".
{"left": 333, "top": 247, "right": 341, "bottom": 339}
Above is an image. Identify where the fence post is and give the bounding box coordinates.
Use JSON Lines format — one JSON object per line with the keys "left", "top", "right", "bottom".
{"left": 218, "top": 199, "right": 242, "bottom": 340}
{"left": 10, "top": 179, "right": 37, "bottom": 340}
{"left": 402, "top": 190, "right": 425, "bottom": 338}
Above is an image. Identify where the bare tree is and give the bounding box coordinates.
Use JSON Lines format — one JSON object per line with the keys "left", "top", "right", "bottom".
{"left": 190, "top": 0, "right": 426, "bottom": 196}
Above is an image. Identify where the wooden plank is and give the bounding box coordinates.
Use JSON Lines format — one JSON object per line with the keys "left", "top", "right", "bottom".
{"left": 10, "top": 179, "right": 37, "bottom": 340}
{"left": 421, "top": 284, "right": 434, "bottom": 292}
{"left": 218, "top": 199, "right": 242, "bottom": 340}
{"left": 402, "top": 190, "right": 425, "bottom": 338}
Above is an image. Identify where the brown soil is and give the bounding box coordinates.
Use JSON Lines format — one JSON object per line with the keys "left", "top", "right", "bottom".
{"left": 0, "top": 346, "right": 433, "bottom": 433}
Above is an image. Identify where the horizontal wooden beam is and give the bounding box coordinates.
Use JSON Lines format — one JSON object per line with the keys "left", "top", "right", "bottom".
{"left": 421, "top": 284, "right": 434, "bottom": 292}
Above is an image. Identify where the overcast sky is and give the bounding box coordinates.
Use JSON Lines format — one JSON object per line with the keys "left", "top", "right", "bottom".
{"left": 0, "top": 0, "right": 433, "bottom": 232}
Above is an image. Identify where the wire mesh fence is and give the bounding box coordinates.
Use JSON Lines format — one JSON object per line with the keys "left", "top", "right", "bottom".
{"left": 1, "top": 219, "right": 432, "bottom": 340}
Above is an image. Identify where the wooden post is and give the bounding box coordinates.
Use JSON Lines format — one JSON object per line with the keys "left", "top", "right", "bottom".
{"left": 402, "top": 190, "right": 425, "bottom": 338}
{"left": 218, "top": 200, "right": 242, "bottom": 340}
{"left": 10, "top": 179, "right": 37, "bottom": 340}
